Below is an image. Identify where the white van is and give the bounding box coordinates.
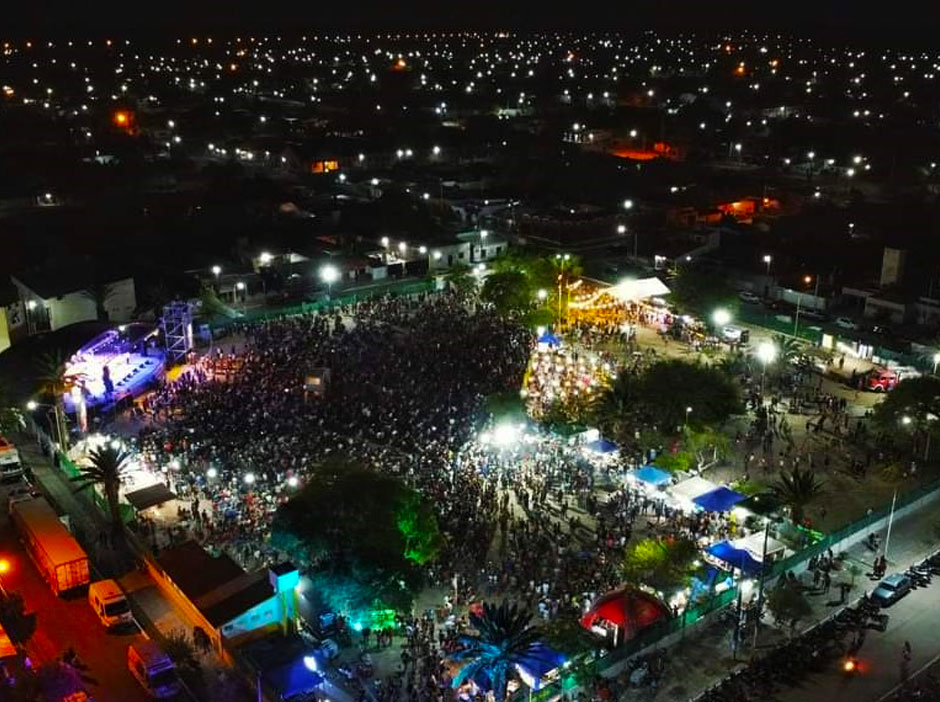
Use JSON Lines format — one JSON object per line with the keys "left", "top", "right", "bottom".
{"left": 128, "top": 639, "right": 182, "bottom": 698}
{"left": 89, "top": 579, "right": 133, "bottom": 628}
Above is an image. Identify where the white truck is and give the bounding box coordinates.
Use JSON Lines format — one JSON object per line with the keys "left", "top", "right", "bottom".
{"left": 0, "top": 435, "right": 24, "bottom": 483}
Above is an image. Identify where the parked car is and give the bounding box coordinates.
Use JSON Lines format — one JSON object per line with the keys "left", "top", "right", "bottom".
{"left": 802, "top": 309, "right": 829, "bottom": 322}
{"left": 721, "top": 326, "right": 743, "bottom": 342}
{"left": 6, "top": 477, "right": 38, "bottom": 513}
{"left": 835, "top": 316, "right": 860, "bottom": 330}
{"left": 738, "top": 290, "right": 761, "bottom": 304}
{"left": 871, "top": 573, "right": 912, "bottom": 607}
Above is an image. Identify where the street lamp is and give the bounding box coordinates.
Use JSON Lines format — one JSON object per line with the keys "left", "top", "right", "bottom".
{"left": 931, "top": 352, "right": 940, "bottom": 374}
{"left": 617, "top": 224, "right": 626, "bottom": 235}
{"left": 211, "top": 265, "right": 222, "bottom": 279}
{"left": 235, "top": 281, "right": 246, "bottom": 308}
{"left": 26, "top": 400, "right": 65, "bottom": 450}
{"left": 762, "top": 254, "right": 772, "bottom": 275}
{"left": 0, "top": 557, "right": 9, "bottom": 596}
{"left": 537, "top": 288, "right": 548, "bottom": 301}
{"left": 259, "top": 252, "right": 273, "bottom": 265}
{"left": 319, "top": 264, "right": 340, "bottom": 297}
{"left": 623, "top": 199, "right": 634, "bottom": 210}
{"left": 684, "top": 406, "right": 692, "bottom": 428}
{"left": 756, "top": 341, "right": 778, "bottom": 395}
{"left": 712, "top": 308, "right": 732, "bottom": 327}
{"left": 793, "top": 274, "right": 820, "bottom": 336}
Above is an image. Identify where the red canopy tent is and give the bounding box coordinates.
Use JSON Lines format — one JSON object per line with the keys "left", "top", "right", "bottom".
{"left": 580, "top": 587, "right": 671, "bottom": 641}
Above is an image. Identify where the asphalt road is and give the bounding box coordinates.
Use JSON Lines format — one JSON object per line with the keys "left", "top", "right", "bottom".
{"left": 778, "top": 569, "right": 940, "bottom": 702}
{"left": 0, "top": 480, "right": 150, "bottom": 701}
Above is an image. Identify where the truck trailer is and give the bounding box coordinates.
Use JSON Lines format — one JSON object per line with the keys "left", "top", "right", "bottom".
{"left": 10, "top": 497, "right": 90, "bottom": 594}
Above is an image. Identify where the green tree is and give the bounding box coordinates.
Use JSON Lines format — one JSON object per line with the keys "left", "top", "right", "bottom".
{"left": 872, "top": 376, "right": 940, "bottom": 457}
{"left": 770, "top": 466, "right": 824, "bottom": 525}
{"left": 540, "top": 611, "right": 597, "bottom": 658}
{"left": 445, "top": 263, "right": 476, "bottom": 297}
{"left": 622, "top": 537, "right": 699, "bottom": 593}
{"left": 683, "top": 426, "right": 732, "bottom": 471}
{"left": 70, "top": 444, "right": 132, "bottom": 535}
{"left": 0, "top": 382, "right": 25, "bottom": 436}
{"left": 591, "top": 372, "right": 642, "bottom": 444}
{"left": 766, "top": 579, "right": 812, "bottom": 635}
{"left": 480, "top": 270, "right": 533, "bottom": 316}
{"left": 270, "top": 460, "right": 439, "bottom": 613}
{"left": 451, "top": 602, "right": 541, "bottom": 701}
{"left": 640, "top": 360, "right": 742, "bottom": 429}
{"left": 0, "top": 592, "right": 37, "bottom": 645}
{"left": 771, "top": 334, "right": 802, "bottom": 365}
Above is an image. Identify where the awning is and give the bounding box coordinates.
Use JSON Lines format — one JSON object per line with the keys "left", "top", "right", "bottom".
{"left": 670, "top": 476, "right": 718, "bottom": 502}
{"left": 584, "top": 438, "right": 618, "bottom": 454}
{"left": 706, "top": 541, "right": 763, "bottom": 575}
{"left": 631, "top": 465, "right": 671, "bottom": 487}
{"left": 514, "top": 643, "right": 567, "bottom": 690}
{"left": 537, "top": 332, "right": 561, "bottom": 347}
{"left": 124, "top": 483, "right": 178, "bottom": 511}
{"left": 733, "top": 530, "right": 787, "bottom": 560}
{"left": 693, "top": 487, "right": 746, "bottom": 513}
{"left": 607, "top": 277, "right": 671, "bottom": 303}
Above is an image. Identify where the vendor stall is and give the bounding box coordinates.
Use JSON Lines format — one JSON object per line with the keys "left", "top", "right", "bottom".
{"left": 630, "top": 465, "right": 672, "bottom": 488}
{"left": 580, "top": 587, "right": 671, "bottom": 647}
{"left": 670, "top": 476, "right": 719, "bottom": 507}
{"left": 693, "top": 486, "right": 746, "bottom": 513}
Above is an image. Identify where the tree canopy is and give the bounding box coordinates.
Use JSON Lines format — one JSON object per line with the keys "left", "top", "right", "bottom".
{"left": 872, "top": 376, "right": 940, "bottom": 438}
{"left": 622, "top": 536, "right": 699, "bottom": 593}
{"left": 480, "top": 270, "right": 534, "bottom": 316}
{"left": 270, "top": 460, "right": 440, "bottom": 613}
{"left": 593, "top": 359, "right": 741, "bottom": 443}
{"left": 771, "top": 466, "right": 824, "bottom": 526}
{"left": 668, "top": 265, "right": 739, "bottom": 316}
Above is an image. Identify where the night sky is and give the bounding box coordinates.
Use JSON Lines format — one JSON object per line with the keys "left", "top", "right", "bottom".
{"left": 5, "top": 0, "right": 939, "bottom": 43}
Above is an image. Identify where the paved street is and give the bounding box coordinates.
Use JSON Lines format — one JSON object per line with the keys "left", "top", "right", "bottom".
{"left": 0, "top": 479, "right": 147, "bottom": 701}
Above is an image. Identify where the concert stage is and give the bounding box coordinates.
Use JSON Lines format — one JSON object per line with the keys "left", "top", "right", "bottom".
{"left": 63, "top": 325, "right": 165, "bottom": 412}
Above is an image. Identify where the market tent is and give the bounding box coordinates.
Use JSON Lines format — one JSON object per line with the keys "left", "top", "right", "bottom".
{"left": 124, "top": 484, "right": 178, "bottom": 512}
{"left": 580, "top": 587, "right": 670, "bottom": 637}
{"left": 584, "top": 438, "right": 618, "bottom": 454}
{"left": 707, "top": 540, "right": 763, "bottom": 574}
{"left": 632, "top": 465, "right": 671, "bottom": 487}
{"left": 693, "top": 486, "right": 746, "bottom": 513}
{"left": 607, "top": 277, "right": 671, "bottom": 303}
{"left": 733, "top": 530, "right": 787, "bottom": 561}
{"left": 514, "top": 643, "right": 567, "bottom": 691}
{"left": 670, "top": 476, "right": 718, "bottom": 503}
{"left": 537, "top": 332, "right": 561, "bottom": 347}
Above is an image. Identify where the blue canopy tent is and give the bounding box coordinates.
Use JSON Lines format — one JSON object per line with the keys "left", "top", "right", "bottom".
{"left": 632, "top": 465, "right": 671, "bottom": 487}
{"left": 707, "top": 540, "right": 763, "bottom": 575}
{"left": 693, "top": 486, "right": 746, "bottom": 513}
{"left": 514, "top": 643, "right": 567, "bottom": 691}
{"left": 584, "top": 438, "right": 618, "bottom": 454}
{"left": 537, "top": 331, "right": 561, "bottom": 347}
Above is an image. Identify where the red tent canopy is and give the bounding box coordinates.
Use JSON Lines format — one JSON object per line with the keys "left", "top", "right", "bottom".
{"left": 580, "top": 587, "right": 670, "bottom": 634}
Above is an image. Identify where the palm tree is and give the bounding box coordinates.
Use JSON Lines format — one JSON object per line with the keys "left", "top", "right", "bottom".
{"left": 591, "top": 373, "right": 640, "bottom": 445}
{"left": 71, "top": 444, "right": 132, "bottom": 535}
{"left": 0, "top": 381, "right": 24, "bottom": 436}
{"left": 451, "top": 602, "right": 541, "bottom": 700}
{"left": 770, "top": 466, "right": 825, "bottom": 525}
{"left": 35, "top": 351, "right": 85, "bottom": 449}
{"left": 81, "top": 282, "right": 117, "bottom": 322}
{"left": 772, "top": 334, "right": 801, "bottom": 365}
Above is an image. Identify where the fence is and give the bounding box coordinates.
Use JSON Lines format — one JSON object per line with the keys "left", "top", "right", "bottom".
{"left": 209, "top": 277, "right": 437, "bottom": 333}
{"left": 737, "top": 307, "right": 823, "bottom": 343}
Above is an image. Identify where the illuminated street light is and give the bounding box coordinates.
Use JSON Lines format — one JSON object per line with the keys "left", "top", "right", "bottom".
{"left": 617, "top": 224, "right": 627, "bottom": 234}
{"left": 211, "top": 265, "right": 222, "bottom": 278}
{"left": 398, "top": 241, "right": 407, "bottom": 254}
{"left": 380, "top": 236, "right": 390, "bottom": 247}
{"left": 933, "top": 352, "right": 940, "bottom": 374}
{"left": 207, "top": 467, "right": 218, "bottom": 479}
{"left": 762, "top": 254, "right": 772, "bottom": 275}
{"left": 287, "top": 476, "right": 300, "bottom": 488}
{"left": 537, "top": 289, "right": 548, "bottom": 301}
{"left": 623, "top": 199, "right": 634, "bottom": 210}
{"left": 26, "top": 401, "right": 38, "bottom": 411}
{"left": 244, "top": 472, "right": 256, "bottom": 485}
{"left": 319, "top": 264, "right": 340, "bottom": 296}
{"left": 259, "top": 252, "right": 273, "bottom": 265}
{"left": 712, "top": 308, "right": 732, "bottom": 327}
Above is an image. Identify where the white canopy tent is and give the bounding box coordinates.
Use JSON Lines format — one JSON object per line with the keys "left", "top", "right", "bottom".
{"left": 570, "top": 277, "right": 671, "bottom": 308}
{"left": 732, "top": 530, "right": 787, "bottom": 561}
{"left": 670, "top": 476, "right": 719, "bottom": 504}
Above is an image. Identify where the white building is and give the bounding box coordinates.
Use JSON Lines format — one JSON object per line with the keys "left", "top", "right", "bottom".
{"left": 11, "top": 271, "right": 136, "bottom": 334}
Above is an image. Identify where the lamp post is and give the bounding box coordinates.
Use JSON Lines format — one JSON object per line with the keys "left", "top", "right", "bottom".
{"left": 752, "top": 518, "right": 773, "bottom": 650}
{"left": 27, "top": 400, "right": 65, "bottom": 450}
{"left": 762, "top": 255, "right": 772, "bottom": 276}
{"left": 684, "top": 406, "right": 692, "bottom": 429}
{"left": 793, "top": 275, "right": 819, "bottom": 336}
{"left": 712, "top": 308, "right": 731, "bottom": 328}
{"left": 319, "top": 264, "right": 340, "bottom": 299}
{"left": 756, "top": 341, "right": 778, "bottom": 396}
{"left": 235, "top": 281, "right": 246, "bottom": 310}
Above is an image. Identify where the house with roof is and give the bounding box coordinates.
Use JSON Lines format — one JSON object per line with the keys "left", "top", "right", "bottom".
{"left": 10, "top": 262, "right": 136, "bottom": 335}
{"left": 150, "top": 541, "right": 299, "bottom": 661}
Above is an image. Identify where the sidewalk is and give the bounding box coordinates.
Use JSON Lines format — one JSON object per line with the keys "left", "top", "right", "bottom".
{"left": 16, "top": 431, "right": 243, "bottom": 701}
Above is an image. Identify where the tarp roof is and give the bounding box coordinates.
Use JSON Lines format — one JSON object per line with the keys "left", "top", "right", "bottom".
{"left": 584, "top": 438, "right": 618, "bottom": 454}
{"left": 124, "top": 484, "right": 177, "bottom": 511}
{"left": 606, "top": 277, "right": 671, "bottom": 303}
{"left": 670, "top": 476, "right": 719, "bottom": 502}
{"left": 632, "top": 465, "right": 672, "bottom": 487}
{"left": 537, "top": 331, "right": 561, "bottom": 347}
{"left": 707, "top": 540, "right": 763, "bottom": 575}
{"left": 693, "top": 486, "right": 746, "bottom": 513}
{"left": 733, "top": 530, "right": 787, "bottom": 560}
{"left": 514, "top": 643, "right": 567, "bottom": 690}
